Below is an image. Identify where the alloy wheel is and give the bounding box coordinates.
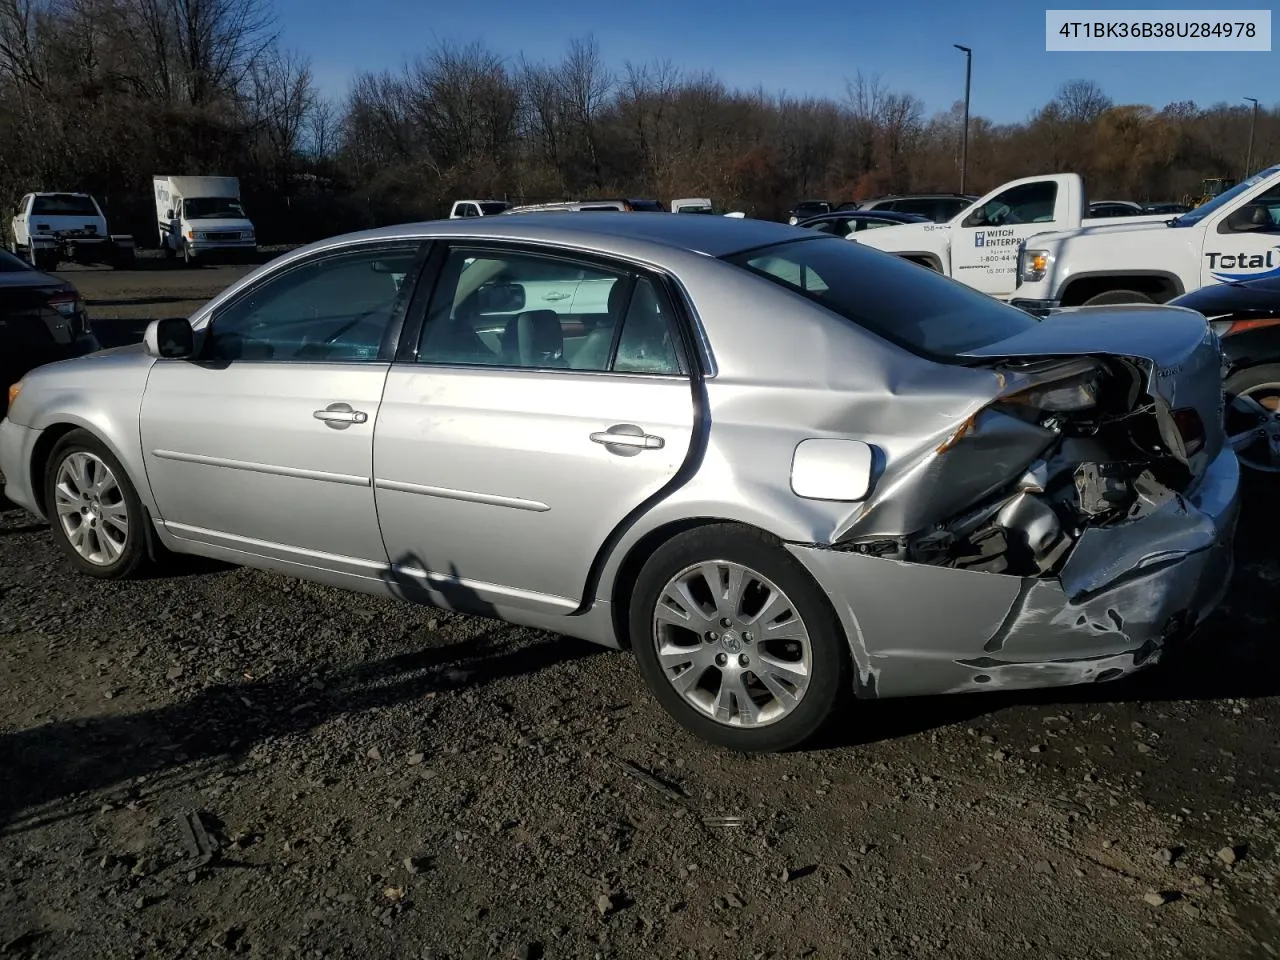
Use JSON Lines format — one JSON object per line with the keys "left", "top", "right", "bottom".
{"left": 53, "top": 451, "right": 130, "bottom": 565}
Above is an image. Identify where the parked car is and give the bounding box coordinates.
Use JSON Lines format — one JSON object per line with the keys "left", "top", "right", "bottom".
{"left": 449, "top": 200, "right": 511, "bottom": 219}
{"left": 1143, "top": 202, "right": 1191, "bottom": 215}
{"left": 797, "top": 210, "right": 930, "bottom": 237}
{"left": 855, "top": 193, "right": 979, "bottom": 223}
{"left": 1087, "top": 200, "right": 1146, "bottom": 218}
{"left": 786, "top": 200, "right": 832, "bottom": 224}
{"left": 507, "top": 199, "right": 664, "bottom": 214}
{"left": 0, "top": 249, "right": 97, "bottom": 420}
{"left": 0, "top": 215, "right": 1239, "bottom": 752}
{"left": 1170, "top": 275, "right": 1280, "bottom": 475}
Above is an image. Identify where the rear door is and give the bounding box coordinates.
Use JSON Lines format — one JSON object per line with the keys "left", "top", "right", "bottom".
{"left": 373, "top": 242, "right": 696, "bottom": 615}
{"left": 949, "top": 176, "right": 1078, "bottom": 296}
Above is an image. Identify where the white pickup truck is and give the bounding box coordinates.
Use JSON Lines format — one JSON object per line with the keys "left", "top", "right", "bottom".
{"left": 853, "top": 173, "right": 1169, "bottom": 301}
{"left": 1010, "top": 163, "right": 1280, "bottom": 311}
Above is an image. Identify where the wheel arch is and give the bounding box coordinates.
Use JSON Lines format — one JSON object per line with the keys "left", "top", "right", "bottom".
{"left": 1058, "top": 270, "right": 1185, "bottom": 306}
{"left": 28, "top": 418, "right": 146, "bottom": 518}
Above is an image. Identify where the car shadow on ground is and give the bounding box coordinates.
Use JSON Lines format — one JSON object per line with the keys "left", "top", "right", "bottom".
{"left": 0, "top": 552, "right": 602, "bottom": 831}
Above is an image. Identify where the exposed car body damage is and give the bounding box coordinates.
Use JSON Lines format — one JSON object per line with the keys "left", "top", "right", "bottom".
{"left": 786, "top": 306, "right": 1238, "bottom": 698}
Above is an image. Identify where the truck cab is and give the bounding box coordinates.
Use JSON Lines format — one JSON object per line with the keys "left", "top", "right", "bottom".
{"left": 1012, "top": 163, "right": 1280, "bottom": 310}
{"left": 853, "top": 173, "right": 1168, "bottom": 299}
{"left": 449, "top": 200, "right": 511, "bottom": 218}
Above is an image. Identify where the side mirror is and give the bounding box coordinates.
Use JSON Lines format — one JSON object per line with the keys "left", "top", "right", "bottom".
{"left": 1222, "top": 204, "right": 1270, "bottom": 233}
{"left": 144, "top": 317, "right": 196, "bottom": 359}
{"left": 165, "top": 209, "right": 174, "bottom": 219}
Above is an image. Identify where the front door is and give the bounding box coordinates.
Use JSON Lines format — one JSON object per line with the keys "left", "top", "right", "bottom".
{"left": 374, "top": 242, "right": 696, "bottom": 615}
{"left": 1200, "top": 181, "right": 1280, "bottom": 288}
{"left": 950, "top": 177, "right": 1073, "bottom": 297}
{"left": 139, "top": 240, "right": 427, "bottom": 575}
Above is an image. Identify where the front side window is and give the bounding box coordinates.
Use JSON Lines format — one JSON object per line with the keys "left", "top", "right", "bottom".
{"left": 723, "top": 236, "right": 1038, "bottom": 359}
{"left": 1220, "top": 184, "right": 1280, "bottom": 233}
{"left": 962, "top": 182, "right": 1058, "bottom": 228}
{"left": 417, "top": 246, "right": 685, "bottom": 375}
{"left": 205, "top": 243, "right": 422, "bottom": 362}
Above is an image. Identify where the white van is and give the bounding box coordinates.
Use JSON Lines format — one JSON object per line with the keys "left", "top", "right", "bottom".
{"left": 154, "top": 176, "right": 257, "bottom": 265}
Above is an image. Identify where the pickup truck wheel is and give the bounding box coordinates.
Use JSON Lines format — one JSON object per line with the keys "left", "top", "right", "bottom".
{"left": 1082, "top": 289, "right": 1153, "bottom": 306}
{"left": 183, "top": 244, "right": 195, "bottom": 267}
{"left": 1225, "top": 363, "right": 1280, "bottom": 475}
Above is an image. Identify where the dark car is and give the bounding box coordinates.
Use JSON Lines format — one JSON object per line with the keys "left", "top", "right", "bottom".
{"left": 855, "top": 193, "right": 978, "bottom": 223}
{"left": 786, "top": 200, "right": 833, "bottom": 224}
{"left": 1170, "top": 275, "right": 1280, "bottom": 475}
{"left": 1143, "top": 202, "right": 1192, "bottom": 215}
{"left": 0, "top": 249, "right": 98, "bottom": 419}
{"left": 796, "top": 209, "right": 931, "bottom": 237}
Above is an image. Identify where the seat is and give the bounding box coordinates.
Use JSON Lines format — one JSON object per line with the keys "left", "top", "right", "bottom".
{"left": 501, "top": 310, "right": 566, "bottom": 367}
{"left": 569, "top": 278, "right": 631, "bottom": 370}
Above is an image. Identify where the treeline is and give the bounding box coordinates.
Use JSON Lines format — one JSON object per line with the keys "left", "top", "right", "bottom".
{"left": 1, "top": 0, "right": 1276, "bottom": 244}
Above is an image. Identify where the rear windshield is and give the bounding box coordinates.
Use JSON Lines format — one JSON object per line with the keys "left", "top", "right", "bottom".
{"left": 479, "top": 202, "right": 509, "bottom": 214}
{"left": 793, "top": 202, "right": 830, "bottom": 216}
{"left": 31, "top": 194, "right": 99, "bottom": 216}
{"left": 723, "top": 237, "right": 1039, "bottom": 360}
{"left": 627, "top": 199, "right": 665, "bottom": 212}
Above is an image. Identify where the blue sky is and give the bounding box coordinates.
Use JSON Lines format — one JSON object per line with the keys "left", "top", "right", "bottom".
{"left": 274, "top": 0, "right": 1278, "bottom": 122}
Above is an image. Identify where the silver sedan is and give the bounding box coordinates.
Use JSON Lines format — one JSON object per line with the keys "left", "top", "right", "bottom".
{"left": 0, "top": 214, "right": 1240, "bottom": 752}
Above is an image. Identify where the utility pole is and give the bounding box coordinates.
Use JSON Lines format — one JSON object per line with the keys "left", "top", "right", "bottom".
{"left": 954, "top": 45, "right": 972, "bottom": 195}
{"left": 1244, "top": 97, "right": 1259, "bottom": 179}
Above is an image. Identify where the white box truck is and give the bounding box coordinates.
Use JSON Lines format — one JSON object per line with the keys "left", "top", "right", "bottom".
{"left": 154, "top": 176, "right": 257, "bottom": 265}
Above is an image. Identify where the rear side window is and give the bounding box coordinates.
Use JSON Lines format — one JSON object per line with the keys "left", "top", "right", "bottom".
{"left": 723, "top": 237, "right": 1038, "bottom": 360}
{"left": 31, "top": 194, "right": 99, "bottom": 216}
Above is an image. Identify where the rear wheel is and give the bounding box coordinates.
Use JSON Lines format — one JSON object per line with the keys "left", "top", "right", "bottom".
{"left": 1082, "top": 288, "right": 1153, "bottom": 306}
{"left": 1224, "top": 363, "right": 1280, "bottom": 474}
{"left": 44, "top": 430, "right": 149, "bottom": 579}
{"left": 629, "top": 524, "right": 849, "bottom": 752}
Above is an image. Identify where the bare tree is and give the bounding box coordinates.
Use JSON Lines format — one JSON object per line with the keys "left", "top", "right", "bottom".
{"left": 555, "top": 34, "right": 611, "bottom": 187}
{"left": 248, "top": 45, "right": 314, "bottom": 177}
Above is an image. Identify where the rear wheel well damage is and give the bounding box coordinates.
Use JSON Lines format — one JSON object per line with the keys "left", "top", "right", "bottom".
{"left": 1059, "top": 274, "right": 1181, "bottom": 306}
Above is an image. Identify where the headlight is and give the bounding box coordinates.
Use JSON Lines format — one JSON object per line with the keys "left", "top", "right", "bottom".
{"left": 1002, "top": 369, "right": 1101, "bottom": 412}
{"left": 242, "top": 231, "right": 255, "bottom": 241}
{"left": 8, "top": 381, "right": 23, "bottom": 408}
{"left": 1020, "top": 248, "right": 1050, "bottom": 283}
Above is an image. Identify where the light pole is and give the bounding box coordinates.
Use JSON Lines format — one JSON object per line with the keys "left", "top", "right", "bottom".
{"left": 954, "top": 45, "right": 972, "bottom": 195}
{"left": 1244, "top": 97, "right": 1259, "bottom": 179}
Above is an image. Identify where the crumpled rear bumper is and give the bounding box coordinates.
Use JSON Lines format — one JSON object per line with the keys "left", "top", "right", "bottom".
{"left": 788, "top": 447, "right": 1241, "bottom": 699}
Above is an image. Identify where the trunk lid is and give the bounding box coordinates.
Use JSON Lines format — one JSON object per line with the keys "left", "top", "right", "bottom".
{"left": 959, "top": 304, "right": 1225, "bottom": 472}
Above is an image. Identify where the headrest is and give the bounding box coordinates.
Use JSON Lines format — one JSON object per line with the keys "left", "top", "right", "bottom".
{"left": 502, "top": 310, "right": 564, "bottom": 366}
{"left": 608, "top": 278, "right": 631, "bottom": 317}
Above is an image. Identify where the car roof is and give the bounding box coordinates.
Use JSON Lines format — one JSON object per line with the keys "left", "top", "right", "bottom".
{"left": 799, "top": 210, "right": 928, "bottom": 224}
{"left": 299, "top": 212, "right": 811, "bottom": 261}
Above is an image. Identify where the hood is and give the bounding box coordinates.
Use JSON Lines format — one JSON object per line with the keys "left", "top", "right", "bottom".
{"left": 853, "top": 220, "right": 938, "bottom": 247}
{"left": 1027, "top": 216, "right": 1180, "bottom": 247}
{"left": 0, "top": 270, "right": 65, "bottom": 289}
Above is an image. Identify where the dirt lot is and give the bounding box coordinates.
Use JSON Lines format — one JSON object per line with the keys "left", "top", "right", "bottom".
{"left": 2, "top": 268, "right": 1280, "bottom": 959}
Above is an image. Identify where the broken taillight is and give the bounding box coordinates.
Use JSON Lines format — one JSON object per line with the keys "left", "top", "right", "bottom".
{"left": 1172, "top": 407, "right": 1205, "bottom": 456}
{"left": 1222, "top": 317, "right": 1280, "bottom": 337}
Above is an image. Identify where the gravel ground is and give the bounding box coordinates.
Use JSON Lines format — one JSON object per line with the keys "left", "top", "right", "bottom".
{"left": 2, "top": 270, "right": 1279, "bottom": 959}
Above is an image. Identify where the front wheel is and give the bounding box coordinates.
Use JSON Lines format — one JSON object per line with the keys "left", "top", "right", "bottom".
{"left": 1225, "top": 363, "right": 1280, "bottom": 475}
{"left": 629, "top": 524, "right": 850, "bottom": 752}
{"left": 44, "top": 430, "right": 150, "bottom": 579}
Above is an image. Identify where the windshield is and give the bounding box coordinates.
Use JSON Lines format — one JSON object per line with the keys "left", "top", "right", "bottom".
{"left": 1173, "top": 165, "right": 1280, "bottom": 227}
{"left": 479, "top": 202, "right": 509, "bottom": 215}
{"left": 184, "top": 197, "right": 246, "bottom": 220}
{"left": 723, "top": 237, "right": 1039, "bottom": 360}
{"left": 31, "top": 194, "right": 99, "bottom": 217}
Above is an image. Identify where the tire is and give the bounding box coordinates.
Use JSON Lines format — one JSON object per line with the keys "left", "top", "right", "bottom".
{"left": 183, "top": 243, "right": 194, "bottom": 267}
{"left": 44, "top": 430, "right": 149, "bottom": 579}
{"left": 1224, "top": 363, "right": 1280, "bottom": 475}
{"left": 629, "top": 524, "right": 850, "bottom": 753}
{"left": 1082, "top": 288, "right": 1154, "bottom": 306}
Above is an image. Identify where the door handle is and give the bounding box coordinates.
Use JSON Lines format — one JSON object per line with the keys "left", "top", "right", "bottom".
{"left": 590, "top": 424, "right": 665, "bottom": 455}
{"left": 544, "top": 291, "right": 571, "bottom": 301}
{"left": 313, "top": 402, "right": 368, "bottom": 429}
